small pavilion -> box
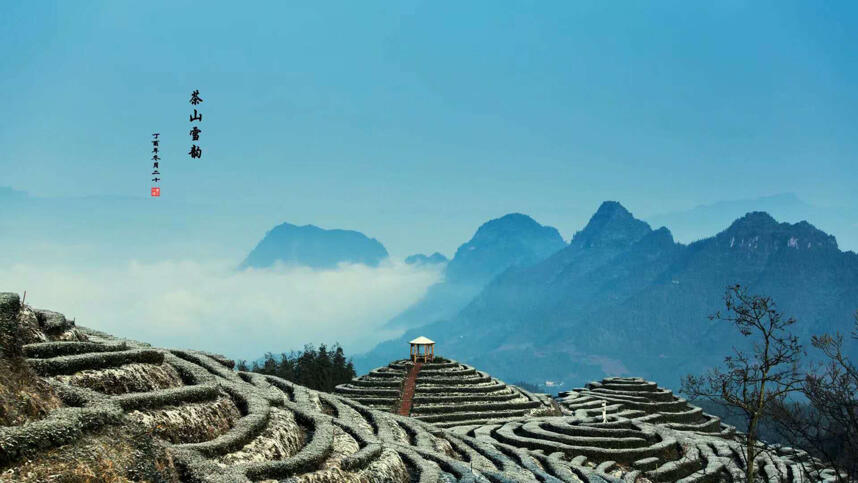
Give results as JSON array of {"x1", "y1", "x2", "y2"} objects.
[{"x1": 409, "y1": 336, "x2": 435, "y2": 362}]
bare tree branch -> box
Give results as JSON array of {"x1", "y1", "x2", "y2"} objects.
[{"x1": 681, "y1": 284, "x2": 803, "y2": 483}]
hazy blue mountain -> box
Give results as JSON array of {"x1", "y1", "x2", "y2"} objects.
[
  {"x1": 648, "y1": 193, "x2": 858, "y2": 252},
  {"x1": 358, "y1": 202, "x2": 858, "y2": 393},
  {"x1": 0, "y1": 187, "x2": 277, "y2": 266},
  {"x1": 240, "y1": 222, "x2": 389, "y2": 269},
  {"x1": 381, "y1": 213, "x2": 566, "y2": 333},
  {"x1": 445, "y1": 213, "x2": 567, "y2": 284},
  {"x1": 405, "y1": 252, "x2": 448, "y2": 266},
  {"x1": 568, "y1": 201, "x2": 653, "y2": 250}
]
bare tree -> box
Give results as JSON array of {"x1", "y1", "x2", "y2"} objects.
[
  {"x1": 681, "y1": 284, "x2": 803, "y2": 482},
  {"x1": 771, "y1": 311, "x2": 858, "y2": 481}
]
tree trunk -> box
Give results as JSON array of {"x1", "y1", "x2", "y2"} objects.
[
  {"x1": 746, "y1": 416, "x2": 759, "y2": 482},
  {"x1": 745, "y1": 443, "x2": 756, "y2": 482}
]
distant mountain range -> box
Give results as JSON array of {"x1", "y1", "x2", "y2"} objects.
[
  {"x1": 648, "y1": 192, "x2": 858, "y2": 251},
  {"x1": 383, "y1": 213, "x2": 566, "y2": 332},
  {"x1": 240, "y1": 222, "x2": 389, "y2": 269},
  {"x1": 357, "y1": 202, "x2": 858, "y2": 392},
  {"x1": 405, "y1": 252, "x2": 448, "y2": 266}
]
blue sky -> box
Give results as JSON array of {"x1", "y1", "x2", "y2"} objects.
[{"x1": 2, "y1": 1, "x2": 857, "y2": 257}]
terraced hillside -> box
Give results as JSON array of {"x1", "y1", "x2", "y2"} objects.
[
  {"x1": 335, "y1": 358, "x2": 556, "y2": 428},
  {"x1": 0, "y1": 293, "x2": 840, "y2": 481},
  {"x1": 448, "y1": 412, "x2": 835, "y2": 482},
  {"x1": 557, "y1": 377, "x2": 732, "y2": 436}
]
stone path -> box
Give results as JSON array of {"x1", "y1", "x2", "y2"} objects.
[
  {"x1": 336, "y1": 357, "x2": 550, "y2": 426},
  {"x1": 397, "y1": 362, "x2": 421, "y2": 416}
]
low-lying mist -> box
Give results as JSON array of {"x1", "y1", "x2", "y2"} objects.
[{"x1": 0, "y1": 259, "x2": 442, "y2": 361}]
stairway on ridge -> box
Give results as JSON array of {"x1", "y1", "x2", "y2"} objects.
[{"x1": 397, "y1": 362, "x2": 422, "y2": 416}]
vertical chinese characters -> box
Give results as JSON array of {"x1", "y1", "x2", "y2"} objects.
[
  {"x1": 151, "y1": 133, "x2": 161, "y2": 197},
  {"x1": 189, "y1": 90, "x2": 203, "y2": 159}
]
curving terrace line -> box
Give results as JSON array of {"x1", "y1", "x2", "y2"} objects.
[
  {"x1": 0, "y1": 294, "x2": 842, "y2": 482},
  {"x1": 452, "y1": 413, "x2": 839, "y2": 482},
  {"x1": 336, "y1": 357, "x2": 554, "y2": 428},
  {"x1": 557, "y1": 377, "x2": 735, "y2": 437}
]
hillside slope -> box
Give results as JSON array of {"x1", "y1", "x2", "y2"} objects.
[
  {"x1": 361, "y1": 203, "x2": 858, "y2": 391},
  {"x1": 379, "y1": 213, "x2": 566, "y2": 336},
  {"x1": 0, "y1": 293, "x2": 836, "y2": 481}
]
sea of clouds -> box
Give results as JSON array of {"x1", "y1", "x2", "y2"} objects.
[{"x1": 0, "y1": 259, "x2": 442, "y2": 361}]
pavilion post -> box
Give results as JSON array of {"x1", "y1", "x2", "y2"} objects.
[{"x1": 408, "y1": 336, "x2": 435, "y2": 364}]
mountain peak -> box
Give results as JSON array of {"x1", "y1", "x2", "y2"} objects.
[
  {"x1": 728, "y1": 211, "x2": 778, "y2": 230},
  {"x1": 716, "y1": 211, "x2": 839, "y2": 251},
  {"x1": 474, "y1": 213, "x2": 549, "y2": 236},
  {"x1": 569, "y1": 201, "x2": 652, "y2": 250},
  {"x1": 240, "y1": 222, "x2": 389, "y2": 269},
  {"x1": 405, "y1": 252, "x2": 448, "y2": 266},
  {"x1": 445, "y1": 213, "x2": 565, "y2": 283},
  {"x1": 594, "y1": 201, "x2": 633, "y2": 218}
]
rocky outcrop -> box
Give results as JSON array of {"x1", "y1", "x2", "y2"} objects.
[
  {"x1": 0, "y1": 293, "x2": 69, "y2": 429},
  {"x1": 0, "y1": 293, "x2": 23, "y2": 358},
  {"x1": 14, "y1": 304, "x2": 87, "y2": 345}
]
